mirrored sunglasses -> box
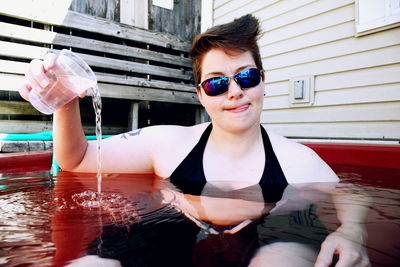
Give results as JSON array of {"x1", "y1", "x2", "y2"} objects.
[{"x1": 199, "y1": 68, "x2": 264, "y2": 96}]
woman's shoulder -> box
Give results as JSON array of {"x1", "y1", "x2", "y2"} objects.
[
  {"x1": 141, "y1": 123, "x2": 211, "y2": 177},
  {"x1": 263, "y1": 126, "x2": 339, "y2": 184},
  {"x1": 142, "y1": 123, "x2": 209, "y2": 141},
  {"x1": 139, "y1": 123, "x2": 211, "y2": 158}
]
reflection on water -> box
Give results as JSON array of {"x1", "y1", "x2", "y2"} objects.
[
  {"x1": 0, "y1": 169, "x2": 399, "y2": 267},
  {"x1": 0, "y1": 172, "x2": 55, "y2": 266}
]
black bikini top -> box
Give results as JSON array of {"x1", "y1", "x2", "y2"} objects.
[{"x1": 169, "y1": 124, "x2": 288, "y2": 203}]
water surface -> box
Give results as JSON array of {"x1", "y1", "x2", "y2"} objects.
[{"x1": 0, "y1": 167, "x2": 399, "y2": 266}]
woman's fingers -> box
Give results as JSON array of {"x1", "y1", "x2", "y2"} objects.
[
  {"x1": 315, "y1": 228, "x2": 371, "y2": 267},
  {"x1": 20, "y1": 52, "x2": 57, "y2": 101},
  {"x1": 19, "y1": 83, "x2": 32, "y2": 102},
  {"x1": 25, "y1": 70, "x2": 44, "y2": 96},
  {"x1": 43, "y1": 52, "x2": 57, "y2": 71},
  {"x1": 314, "y1": 241, "x2": 336, "y2": 267},
  {"x1": 334, "y1": 249, "x2": 370, "y2": 267},
  {"x1": 28, "y1": 58, "x2": 50, "y2": 89}
]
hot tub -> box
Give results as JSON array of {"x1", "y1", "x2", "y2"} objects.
[{"x1": 0, "y1": 143, "x2": 399, "y2": 266}]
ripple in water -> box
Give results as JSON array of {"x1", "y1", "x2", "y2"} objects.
[{"x1": 56, "y1": 190, "x2": 142, "y2": 226}]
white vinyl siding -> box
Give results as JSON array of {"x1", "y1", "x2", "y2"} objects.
[{"x1": 212, "y1": 0, "x2": 400, "y2": 141}]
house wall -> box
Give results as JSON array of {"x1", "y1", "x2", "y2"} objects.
[
  {"x1": 149, "y1": 0, "x2": 201, "y2": 41},
  {"x1": 70, "y1": 0, "x2": 120, "y2": 21},
  {"x1": 212, "y1": 0, "x2": 400, "y2": 142}
]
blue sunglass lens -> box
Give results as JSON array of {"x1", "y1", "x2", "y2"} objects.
[
  {"x1": 202, "y1": 77, "x2": 229, "y2": 96},
  {"x1": 234, "y1": 68, "x2": 261, "y2": 88}
]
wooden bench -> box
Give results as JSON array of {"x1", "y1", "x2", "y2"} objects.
[{"x1": 0, "y1": 6, "x2": 204, "y2": 135}]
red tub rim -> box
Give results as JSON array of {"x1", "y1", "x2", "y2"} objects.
[{"x1": 303, "y1": 143, "x2": 400, "y2": 169}]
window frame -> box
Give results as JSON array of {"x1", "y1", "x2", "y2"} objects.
[{"x1": 355, "y1": 0, "x2": 400, "y2": 36}]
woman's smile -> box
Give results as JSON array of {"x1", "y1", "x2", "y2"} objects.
[{"x1": 225, "y1": 103, "x2": 250, "y2": 113}]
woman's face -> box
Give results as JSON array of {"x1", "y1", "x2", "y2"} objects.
[{"x1": 197, "y1": 48, "x2": 265, "y2": 133}]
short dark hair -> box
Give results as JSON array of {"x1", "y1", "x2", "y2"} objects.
[{"x1": 190, "y1": 14, "x2": 263, "y2": 85}]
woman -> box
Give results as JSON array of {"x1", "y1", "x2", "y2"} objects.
[{"x1": 20, "y1": 14, "x2": 370, "y2": 267}]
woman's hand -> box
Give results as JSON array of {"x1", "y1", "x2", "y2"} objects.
[
  {"x1": 315, "y1": 223, "x2": 370, "y2": 267},
  {"x1": 19, "y1": 52, "x2": 87, "y2": 103},
  {"x1": 19, "y1": 52, "x2": 57, "y2": 102}
]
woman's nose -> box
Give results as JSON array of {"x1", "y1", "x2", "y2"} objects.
[{"x1": 227, "y1": 79, "x2": 244, "y2": 100}]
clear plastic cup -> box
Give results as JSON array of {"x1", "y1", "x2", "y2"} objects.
[{"x1": 29, "y1": 49, "x2": 97, "y2": 114}]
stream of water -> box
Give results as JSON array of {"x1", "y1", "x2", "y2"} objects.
[{"x1": 90, "y1": 85, "x2": 102, "y2": 194}]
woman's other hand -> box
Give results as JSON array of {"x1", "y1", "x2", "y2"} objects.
[{"x1": 315, "y1": 223, "x2": 370, "y2": 267}]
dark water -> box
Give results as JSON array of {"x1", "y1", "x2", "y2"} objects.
[{"x1": 0, "y1": 166, "x2": 399, "y2": 267}]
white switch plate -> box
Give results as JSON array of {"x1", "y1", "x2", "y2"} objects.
[
  {"x1": 294, "y1": 80, "x2": 305, "y2": 99},
  {"x1": 289, "y1": 75, "x2": 314, "y2": 107}
]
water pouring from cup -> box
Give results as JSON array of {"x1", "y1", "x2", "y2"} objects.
[{"x1": 21, "y1": 49, "x2": 103, "y2": 193}]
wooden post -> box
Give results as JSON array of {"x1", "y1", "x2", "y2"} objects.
[
  {"x1": 195, "y1": 106, "x2": 209, "y2": 124},
  {"x1": 128, "y1": 101, "x2": 139, "y2": 130}
]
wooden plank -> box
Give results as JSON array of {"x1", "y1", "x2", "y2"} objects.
[
  {"x1": 0, "y1": 70, "x2": 195, "y2": 93},
  {"x1": 0, "y1": 100, "x2": 42, "y2": 115},
  {"x1": 96, "y1": 83, "x2": 199, "y2": 104},
  {"x1": 0, "y1": 6, "x2": 191, "y2": 51},
  {"x1": 78, "y1": 53, "x2": 193, "y2": 81},
  {"x1": 265, "y1": 45, "x2": 400, "y2": 83},
  {"x1": 261, "y1": 102, "x2": 400, "y2": 123},
  {"x1": 0, "y1": 120, "x2": 53, "y2": 133},
  {"x1": 260, "y1": 4, "x2": 354, "y2": 46},
  {"x1": 0, "y1": 21, "x2": 59, "y2": 44},
  {"x1": 0, "y1": 120, "x2": 126, "y2": 134},
  {"x1": 96, "y1": 74, "x2": 195, "y2": 92},
  {"x1": 82, "y1": 124, "x2": 126, "y2": 135},
  {"x1": 57, "y1": 35, "x2": 191, "y2": 67},
  {"x1": 0, "y1": 40, "x2": 48, "y2": 60},
  {"x1": 264, "y1": 27, "x2": 400, "y2": 70},
  {"x1": 0, "y1": 73, "x2": 29, "y2": 94},
  {"x1": 62, "y1": 11, "x2": 190, "y2": 51},
  {"x1": 0, "y1": 41, "x2": 193, "y2": 80},
  {"x1": 0, "y1": 22, "x2": 192, "y2": 67},
  {"x1": 0, "y1": 63, "x2": 27, "y2": 76},
  {"x1": 263, "y1": 121, "x2": 400, "y2": 139}
]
